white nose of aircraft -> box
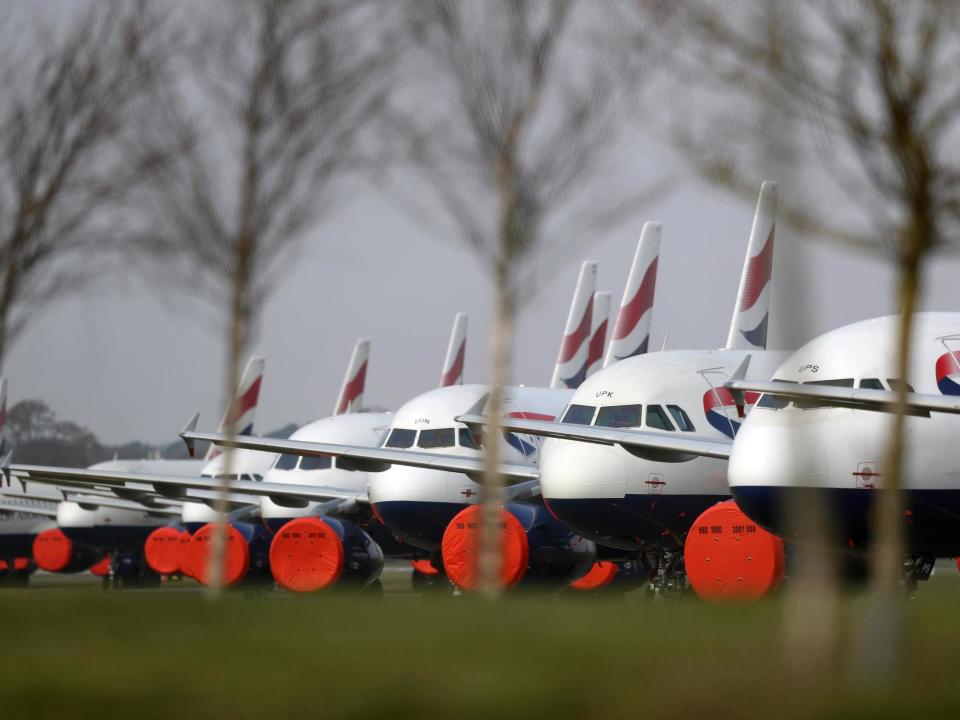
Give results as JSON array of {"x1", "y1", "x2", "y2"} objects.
[
  {"x1": 367, "y1": 465, "x2": 479, "y2": 550},
  {"x1": 727, "y1": 408, "x2": 840, "y2": 538}
]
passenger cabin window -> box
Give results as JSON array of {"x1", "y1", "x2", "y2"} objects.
[
  {"x1": 458, "y1": 428, "x2": 481, "y2": 449},
  {"x1": 595, "y1": 404, "x2": 643, "y2": 429},
  {"x1": 667, "y1": 405, "x2": 695, "y2": 432},
  {"x1": 859, "y1": 378, "x2": 884, "y2": 390},
  {"x1": 562, "y1": 404, "x2": 597, "y2": 425},
  {"x1": 418, "y1": 428, "x2": 456, "y2": 449},
  {"x1": 276, "y1": 453, "x2": 299, "y2": 471},
  {"x1": 887, "y1": 379, "x2": 915, "y2": 392},
  {"x1": 646, "y1": 405, "x2": 675, "y2": 431},
  {"x1": 300, "y1": 455, "x2": 333, "y2": 471},
  {"x1": 384, "y1": 428, "x2": 416, "y2": 449},
  {"x1": 756, "y1": 379, "x2": 796, "y2": 409},
  {"x1": 795, "y1": 378, "x2": 855, "y2": 409}
]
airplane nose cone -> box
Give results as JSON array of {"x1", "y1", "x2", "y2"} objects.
[
  {"x1": 539, "y1": 439, "x2": 642, "y2": 548},
  {"x1": 368, "y1": 465, "x2": 473, "y2": 550},
  {"x1": 728, "y1": 418, "x2": 827, "y2": 536}
]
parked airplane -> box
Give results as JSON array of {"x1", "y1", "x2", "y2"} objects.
[
  {"x1": 176, "y1": 237, "x2": 662, "y2": 591},
  {"x1": 451, "y1": 182, "x2": 785, "y2": 593},
  {"x1": 715, "y1": 312, "x2": 960, "y2": 591},
  {"x1": 4, "y1": 357, "x2": 270, "y2": 584}
]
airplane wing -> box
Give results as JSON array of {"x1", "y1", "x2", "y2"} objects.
[
  {"x1": 0, "y1": 498, "x2": 59, "y2": 517},
  {"x1": 455, "y1": 414, "x2": 733, "y2": 462},
  {"x1": 726, "y1": 380, "x2": 960, "y2": 417},
  {"x1": 179, "y1": 422, "x2": 540, "y2": 483},
  {"x1": 5, "y1": 463, "x2": 369, "y2": 510}
]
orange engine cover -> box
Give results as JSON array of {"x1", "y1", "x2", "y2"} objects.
[
  {"x1": 684, "y1": 500, "x2": 785, "y2": 601},
  {"x1": 441, "y1": 505, "x2": 529, "y2": 591},
  {"x1": 189, "y1": 524, "x2": 250, "y2": 587}
]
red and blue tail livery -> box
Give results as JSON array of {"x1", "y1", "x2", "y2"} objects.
[
  {"x1": 585, "y1": 292, "x2": 611, "y2": 380},
  {"x1": 726, "y1": 182, "x2": 776, "y2": 351},
  {"x1": 439, "y1": 313, "x2": 467, "y2": 387},
  {"x1": 206, "y1": 356, "x2": 265, "y2": 460},
  {"x1": 605, "y1": 222, "x2": 660, "y2": 366},
  {"x1": 334, "y1": 340, "x2": 370, "y2": 415},
  {"x1": 551, "y1": 261, "x2": 597, "y2": 389}
]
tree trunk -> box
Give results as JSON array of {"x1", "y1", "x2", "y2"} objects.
[
  {"x1": 205, "y1": 248, "x2": 251, "y2": 596},
  {"x1": 478, "y1": 259, "x2": 513, "y2": 599},
  {"x1": 856, "y1": 250, "x2": 921, "y2": 680}
]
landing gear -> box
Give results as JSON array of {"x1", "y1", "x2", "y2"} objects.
[{"x1": 639, "y1": 545, "x2": 688, "y2": 598}]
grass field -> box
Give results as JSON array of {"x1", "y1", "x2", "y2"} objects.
[{"x1": 1, "y1": 565, "x2": 959, "y2": 719}]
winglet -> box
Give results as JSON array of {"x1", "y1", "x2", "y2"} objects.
[
  {"x1": 726, "y1": 355, "x2": 752, "y2": 418},
  {"x1": 454, "y1": 394, "x2": 490, "y2": 433},
  {"x1": 180, "y1": 413, "x2": 200, "y2": 458}
]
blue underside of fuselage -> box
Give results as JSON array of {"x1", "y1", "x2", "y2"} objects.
[
  {"x1": 733, "y1": 486, "x2": 960, "y2": 557},
  {"x1": 545, "y1": 495, "x2": 728, "y2": 551},
  {"x1": 371, "y1": 500, "x2": 464, "y2": 551},
  {"x1": 60, "y1": 525, "x2": 157, "y2": 552},
  {"x1": 0, "y1": 533, "x2": 38, "y2": 558}
]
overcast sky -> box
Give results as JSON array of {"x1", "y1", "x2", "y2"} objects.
[{"x1": 8, "y1": 123, "x2": 960, "y2": 446}]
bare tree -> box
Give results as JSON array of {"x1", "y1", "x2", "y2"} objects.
[
  {"x1": 638, "y1": 0, "x2": 960, "y2": 676},
  {"x1": 0, "y1": 2, "x2": 174, "y2": 370},
  {"x1": 383, "y1": 0, "x2": 658, "y2": 596},
  {"x1": 131, "y1": 0, "x2": 391, "y2": 592}
]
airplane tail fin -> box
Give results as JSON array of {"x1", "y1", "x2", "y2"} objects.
[
  {"x1": 725, "y1": 181, "x2": 777, "y2": 351},
  {"x1": 207, "y1": 357, "x2": 265, "y2": 461},
  {"x1": 550, "y1": 260, "x2": 597, "y2": 389},
  {"x1": 604, "y1": 222, "x2": 661, "y2": 366},
  {"x1": 585, "y1": 291, "x2": 611, "y2": 379},
  {"x1": 333, "y1": 339, "x2": 370, "y2": 415},
  {"x1": 439, "y1": 313, "x2": 467, "y2": 387}
]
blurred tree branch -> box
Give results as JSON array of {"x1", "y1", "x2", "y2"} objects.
[
  {"x1": 635, "y1": 0, "x2": 960, "y2": 678},
  {"x1": 0, "y1": 1, "x2": 176, "y2": 370},
  {"x1": 381, "y1": 0, "x2": 660, "y2": 596},
  {"x1": 129, "y1": 0, "x2": 393, "y2": 592}
]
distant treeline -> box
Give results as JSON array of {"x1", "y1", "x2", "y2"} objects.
[{"x1": 4, "y1": 400, "x2": 297, "y2": 468}]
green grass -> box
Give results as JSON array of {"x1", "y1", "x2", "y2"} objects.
[{"x1": 2, "y1": 569, "x2": 960, "y2": 719}]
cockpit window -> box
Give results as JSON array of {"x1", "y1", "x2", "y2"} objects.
[
  {"x1": 646, "y1": 405, "x2": 676, "y2": 431},
  {"x1": 795, "y1": 378, "x2": 854, "y2": 409},
  {"x1": 562, "y1": 404, "x2": 597, "y2": 425},
  {"x1": 418, "y1": 428, "x2": 456, "y2": 449},
  {"x1": 859, "y1": 378, "x2": 884, "y2": 390},
  {"x1": 667, "y1": 405, "x2": 695, "y2": 432},
  {"x1": 458, "y1": 428, "x2": 481, "y2": 449},
  {"x1": 384, "y1": 428, "x2": 416, "y2": 449},
  {"x1": 275, "y1": 453, "x2": 299, "y2": 471},
  {"x1": 887, "y1": 378, "x2": 915, "y2": 392},
  {"x1": 300, "y1": 455, "x2": 333, "y2": 471},
  {"x1": 756, "y1": 379, "x2": 796, "y2": 410},
  {"x1": 595, "y1": 404, "x2": 643, "y2": 429}
]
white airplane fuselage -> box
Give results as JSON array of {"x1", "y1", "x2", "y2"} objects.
[
  {"x1": 728, "y1": 312, "x2": 960, "y2": 557},
  {"x1": 367, "y1": 384, "x2": 572, "y2": 550},
  {"x1": 539, "y1": 349, "x2": 789, "y2": 550}
]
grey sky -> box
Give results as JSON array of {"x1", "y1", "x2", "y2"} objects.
[{"x1": 8, "y1": 128, "x2": 960, "y2": 445}]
